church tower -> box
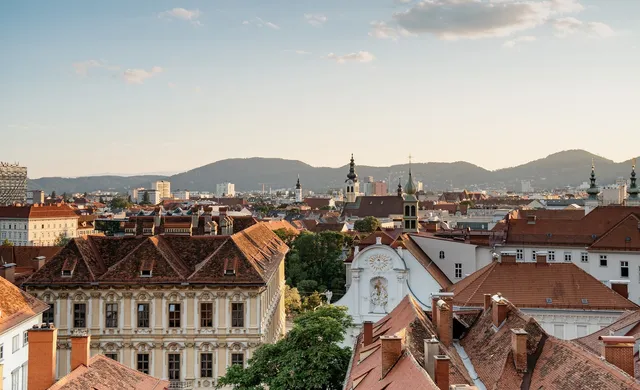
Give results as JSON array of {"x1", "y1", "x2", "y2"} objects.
[
  {"x1": 345, "y1": 154, "x2": 359, "y2": 203},
  {"x1": 402, "y1": 165, "x2": 419, "y2": 233},
  {"x1": 585, "y1": 162, "x2": 601, "y2": 215},
  {"x1": 295, "y1": 175, "x2": 303, "y2": 203},
  {"x1": 627, "y1": 159, "x2": 639, "y2": 206}
]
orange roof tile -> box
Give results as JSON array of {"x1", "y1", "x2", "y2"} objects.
[{"x1": 0, "y1": 276, "x2": 48, "y2": 333}]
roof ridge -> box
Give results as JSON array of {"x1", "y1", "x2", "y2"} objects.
[
  {"x1": 152, "y1": 236, "x2": 190, "y2": 278},
  {"x1": 99, "y1": 237, "x2": 151, "y2": 278},
  {"x1": 458, "y1": 262, "x2": 497, "y2": 307},
  {"x1": 187, "y1": 237, "x2": 231, "y2": 280},
  {"x1": 84, "y1": 235, "x2": 107, "y2": 275},
  {"x1": 71, "y1": 237, "x2": 98, "y2": 281}
]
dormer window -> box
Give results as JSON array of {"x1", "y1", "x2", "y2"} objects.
[
  {"x1": 140, "y1": 258, "x2": 154, "y2": 278},
  {"x1": 141, "y1": 270, "x2": 152, "y2": 277},
  {"x1": 224, "y1": 258, "x2": 237, "y2": 276},
  {"x1": 62, "y1": 270, "x2": 73, "y2": 277}
]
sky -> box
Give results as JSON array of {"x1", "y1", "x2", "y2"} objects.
[{"x1": 1, "y1": 0, "x2": 639, "y2": 179}]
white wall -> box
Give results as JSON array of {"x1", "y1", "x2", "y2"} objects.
[
  {"x1": 0, "y1": 314, "x2": 41, "y2": 390},
  {"x1": 412, "y1": 236, "x2": 493, "y2": 282},
  {"x1": 1, "y1": 217, "x2": 77, "y2": 246},
  {"x1": 522, "y1": 308, "x2": 622, "y2": 340}
]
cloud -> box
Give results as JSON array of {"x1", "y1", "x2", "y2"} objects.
[
  {"x1": 72, "y1": 60, "x2": 120, "y2": 76},
  {"x1": 369, "y1": 21, "x2": 415, "y2": 40},
  {"x1": 552, "y1": 17, "x2": 614, "y2": 37},
  {"x1": 325, "y1": 51, "x2": 375, "y2": 64},
  {"x1": 304, "y1": 14, "x2": 327, "y2": 27},
  {"x1": 392, "y1": 0, "x2": 589, "y2": 40},
  {"x1": 123, "y1": 66, "x2": 163, "y2": 84},
  {"x1": 503, "y1": 35, "x2": 537, "y2": 48},
  {"x1": 284, "y1": 49, "x2": 312, "y2": 55},
  {"x1": 244, "y1": 17, "x2": 280, "y2": 30},
  {"x1": 159, "y1": 8, "x2": 202, "y2": 25}
]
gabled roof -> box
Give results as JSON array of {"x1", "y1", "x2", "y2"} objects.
[
  {"x1": 303, "y1": 197, "x2": 333, "y2": 210},
  {"x1": 0, "y1": 276, "x2": 48, "y2": 333},
  {"x1": 590, "y1": 213, "x2": 640, "y2": 251},
  {"x1": 341, "y1": 196, "x2": 404, "y2": 218},
  {"x1": 575, "y1": 310, "x2": 640, "y2": 356},
  {"x1": 404, "y1": 235, "x2": 452, "y2": 289},
  {"x1": 0, "y1": 204, "x2": 78, "y2": 219},
  {"x1": 446, "y1": 261, "x2": 638, "y2": 310},
  {"x1": 24, "y1": 223, "x2": 288, "y2": 287},
  {"x1": 48, "y1": 354, "x2": 169, "y2": 390}
]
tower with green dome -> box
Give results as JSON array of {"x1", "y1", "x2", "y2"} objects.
[
  {"x1": 627, "y1": 159, "x2": 639, "y2": 206},
  {"x1": 402, "y1": 159, "x2": 419, "y2": 233},
  {"x1": 585, "y1": 161, "x2": 601, "y2": 215}
]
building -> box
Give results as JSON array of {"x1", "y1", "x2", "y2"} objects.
[
  {"x1": 137, "y1": 189, "x2": 161, "y2": 205},
  {"x1": 294, "y1": 176, "x2": 302, "y2": 203},
  {"x1": 344, "y1": 154, "x2": 360, "y2": 203},
  {"x1": 216, "y1": 183, "x2": 235, "y2": 198},
  {"x1": 0, "y1": 204, "x2": 79, "y2": 246},
  {"x1": 129, "y1": 188, "x2": 145, "y2": 203},
  {"x1": 0, "y1": 245, "x2": 61, "y2": 285},
  {"x1": 0, "y1": 272, "x2": 49, "y2": 390},
  {"x1": 27, "y1": 325, "x2": 169, "y2": 390},
  {"x1": 172, "y1": 189, "x2": 190, "y2": 200},
  {"x1": 0, "y1": 162, "x2": 27, "y2": 205},
  {"x1": 23, "y1": 222, "x2": 288, "y2": 389},
  {"x1": 151, "y1": 181, "x2": 171, "y2": 200},
  {"x1": 27, "y1": 189, "x2": 46, "y2": 204},
  {"x1": 362, "y1": 177, "x2": 388, "y2": 197},
  {"x1": 628, "y1": 161, "x2": 639, "y2": 206},
  {"x1": 520, "y1": 180, "x2": 533, "y2": 193}
]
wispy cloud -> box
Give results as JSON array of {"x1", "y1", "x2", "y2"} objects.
[
  {"x1": 552, "y1": 17, "x2": 615, "y2": 37},
  {"x1": 243, "y1": 17, "x2": 280, "y2": 30},
  {"x1": 304, "y1": 14, "x2": 327, "y2": 27},
  {"x1": 503, "y1": 35, "x2": 537, "y2": 48},
  {"x1": 72, "y1": 60, "x2": 120, "y2": 76},
  {"x1": 159, "y1": 8, "x2": 202, "y2": 26},
  {"x1": 369, "y1": 21, "x2": 414, "y2": 40},
  {"x1": 284, "y1": 50, "x2": 312, "y2": 55},
  {"x1": 123, "y1": 66, "x2": 163, "y2": 84},
  {"x1": 325, "y1": 51, "x2": 375, "y2": 64}
]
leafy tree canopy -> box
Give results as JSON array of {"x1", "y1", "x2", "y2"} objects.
[
  {"x1": 109, "y1": 196, "x2": 132, "y2": 210},
  {"x1": 353, "y1": 216, "x2": 380, "y2": 233},
  {"x1": 1, "y1": 238, "x2": 13, "y2": 247},
  {"x1": 54, "y1": 233, "x2": 71, "y2": 247}
]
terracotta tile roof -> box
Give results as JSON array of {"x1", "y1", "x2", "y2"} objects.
[
  {"x1": 0, "y1": 204, "x2": 78, "y2": 219},
  {"x1": 0, "y1": 276, "x2": 48, "y2": 333},
  {"x1": 517, "y1": 209, "x2": 585, "y2": 220},
  {"x1": 575, "y1": 310, "x2": 640, "y2": 356},
  {"x1": 309, "y1": 222, "x2": 347, "y2": 232},
  {"x1": 446, "y1": 261, "x2": 638, "y2": 310},
  {"x1": 215, "y1": 198, "x2": 248, "y2": 207},
  {"x1": 230, "y1": 215, "x2": 258, "y2": 233},
  {"x1": 403, "y1": 235, "x2": 452, "y2": 289},
  {"x1": 303, "y1": 197, "x2": 333, "y2": 210},
  {"x1": 345, "y1": 295, "x2": 472, "y2": 390},
  {"x1": 0, "y1": 246, "x2": 61, "y2": 269},
  {"x1": 590, "y1": 214, "x2": 640, "y2": 251},
  {"x1": 23, "y1": 223, "x2": 287, "y2": 287},
  {"x1": 341, "y1": 196, "x2": 404, "y2": 218},
  {"x1": 48, "y1": 354, "x2": 169, "y2": 390},
  {"x1": 262, "y1": 219, "x2": 300, "y2": 235}
]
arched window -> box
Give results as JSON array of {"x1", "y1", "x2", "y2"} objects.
[
  {"x1": 410, "y1": 205, "x2": 416, "y2": 217},
  {"x1": 405, "y1": 220, "x2": 410, "y2": 229},
  {"x1": 405, "y1": 205, "x2": 410, "y2": 216},
  {"x1": 439, "y1": 251, "x2": 445, "y2": 259}
]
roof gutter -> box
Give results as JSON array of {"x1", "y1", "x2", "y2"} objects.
[{"x1": 452, "y1": 341, "x2": 487, "y2": 390}]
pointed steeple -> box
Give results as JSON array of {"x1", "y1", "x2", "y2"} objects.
[
  {"x1": 628, "y1": 159, "x2": 638, "y2": 200},
  {"x1": 397, "y1": 178, "x2": 403, "y2": 197},
  {"x1": 405, "y1": 169, "x2": 416, "y2": 196},
  {"x1": 346, "y1": 154, "x2": 358, "y2": 182},
  {"x1": 586, "y1": 160, "x2": 600, "y2": 200},
  {"x1": 295, "y1": 174, "x2": 301, "y2": 190}
]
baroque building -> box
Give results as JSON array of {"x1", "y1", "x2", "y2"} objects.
[{"x1": 22, "y1": 222, "x2": 287, "y2": 390}]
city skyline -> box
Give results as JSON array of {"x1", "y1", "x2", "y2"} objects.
[{"x1": 2, "y1": 0, "x2": 639, "y2": 178}]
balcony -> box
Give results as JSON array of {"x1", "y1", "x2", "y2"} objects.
[{"x1": 169, "y1": 380, "x2": 193, "y2": 389}]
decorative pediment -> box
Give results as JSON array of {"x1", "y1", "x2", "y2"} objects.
[
  {"x1": 167, "y1": 292, "x2": 184, "y2": 302},
  {"x1": 72, "y1": 292, "x2": 89, "y2": 302}
]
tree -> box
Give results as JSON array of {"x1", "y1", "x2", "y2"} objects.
[
  {"x1": 127, "y1": 194, "x2": 133, "y2": 203},
  {"x1": 51, "y1": 191, "x2": 57, "y2": 198},
  {"x1": 459, "y1": 200, "x2": 475, "y2": 208},
  {"x1": 353, "y1": 216, "x2": 380, "y2": 233},
  {"x1": 54, "y1": 233, "x2": 71, "y2": 247},
  {"x1": 217, "y1": 305, "x2": 353, "y2": 390},
  {"x1": 109, "y1": 196, "x2": 131, "y2": 210},
  {"x1": 1, "y1": 239, "x2": 13, "y2": 247},
  {"x1": 301, "y1": 291, "x2": 324, "y2": 312},
  {"x1": 273, "y1": 228, "x2": 296, "y2": 246},
  {"x1": 140, "y1": 191, "x2": 151, "y2": 205},
  {"x1": 284, "y1": 286, "x2": 302, "y2": 316},
  {"x1": 62, "y1": 192, "x2": 69, "y2": 202},
  {"x1": 83, "y1": 192, "x2": 88, "y2": 198}
]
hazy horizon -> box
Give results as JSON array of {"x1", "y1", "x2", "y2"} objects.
[{"x1": 3, "y1": 0, "x2": 639, "y2": 178}]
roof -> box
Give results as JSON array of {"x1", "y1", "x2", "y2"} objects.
[
  {"x1": 261, "y1": 219, "x2": 300, "y2": 235},
  {"x1": 575, "y1": 310, "x2": 640, "y2": 356},
  {"x1": 517, "y1": 208, "x2": 585, "y2": 220},
  {"x1": 344, "y1": 295, "x2": 472, "y2": 390},
  {"x1": 303, "y1": 197, "x2": 333, "y2": 210},
  {"x1": 403, "y1": 235, "x2": 452, "y2": 289},
  {"x1": 0, "y1": 246, "x2": 62, "y2": 285},
  {"x1": 0, "y1": 204, "x2": 79, "y2": 219},
  {"x1": 446, "y1": 261, "x2": 638, "y2": 310},
  {"x1": 24, "y1": 222, "x2": 288, "y2": 287},
  {"x1": 48, "y1": 354, "x2": 169, "y2": 390},
  {"x1": 341, "y1": 196, "x2": 404, "y2": 218},
  {"x1": 0, "y1": 276, "x2": 48, "y2": 333}
]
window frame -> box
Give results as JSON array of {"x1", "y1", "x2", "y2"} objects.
[
  {"x1": 231, "y1": 302, "x2": 245, "y2": 328},
  {"x1": 581, "y1": 252, "x2": 589, "y2": 263},
  {"x1": 105, "y1": 303, "x2": 118, "y2": 328},
  {"x1": 137, "y1": 353, "x2": 150, "y2": 374},
  {"x1": 200, "y1": 353, "x2": 213, "y2": 378},
  {"x1": 564, "y1": 252, "x2": 572, "y2": 263},
  {"x1": 548, "y1": 251, "x2": 555, "y2": 261},
  {"x1": 621, "y1": 261, "x2": 629, "y2": 278},
  {"x1": 599, "y1": 255, "x2": 608, "y2": 267},
  {"x1": 12, "y1": 335, "x2": 19, "y2": 353},
  {"x1": 43, "y1": 304, "x2": 55, "y2": 325},
  {"x1": 200, "y1": 302, "x2": 214, "y2": 328},
  {"x1": 168, "y1": 353, "x2": 181, "y2": 380},
  {"x1": 231, "y1": 353, "x2": 244, "y2": 367},
  {"x1": 168, "y1": 303, "x2": 181, "y2": 328},
  {"x1": 23, "y1": 331, "x2": 28, "y2": 347},
  {"x1": 439, "y1": 251, "x2": 445, "y2": 259},
  {"x1": 73, "y1": 303, "x2": 86, "y2": 328},
  {"x1": 137, "y1": 303, "x2": 150, "y2": 328},
  {"x1": 105, "y1": 353, "x2": 118, "y2": 361},
  {"x1": 516, "y1": 249, "x2": 523, "y2": 261},
  {"x1": 454, "y1": 263, "x2": 462, "y2": 279}
]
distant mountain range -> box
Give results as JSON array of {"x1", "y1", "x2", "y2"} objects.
[{"x1": 28, "y1": 150, "x2": 638, "y2": 194}]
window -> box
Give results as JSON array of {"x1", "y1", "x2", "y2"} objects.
[
  {"x1": 12, "y1": 335, "x2": 19, "y2": 353},
  {"x1": 73, "y1": 303, "x2": 86, "y2": 328},
  {"x1": 42, "y1": 303, "x2": 54, "y2": 325},
  {"x1": 231, "y1": 303, "x2": 245, "y2": 328},
  {"x1": 21, "y1": 363, "x2": 27, "y2": 390},
  {"x1": 168, "y1": 354, "x2": 181, "y2": 380},
  {"x1": 23, "y1": 331, "x2": 28, "y2": 346},
  {"x1": 548, "y1": 251, "x2": 555, "y2": 261},
  {"x1": 439, "y1": 251, "x2": 445, "y2": 259},
  {"x1": 105, "y1": 303, "x2": 118, "y2": 328},
  {"x1": 581, "y1": 252, "x2": 589, "y2": 263},
  {"x1": 137, "y1": 353, "x2": 149, "y2": 374},
  {"x1": 11, "y1": 368, "x2": 19, "y2": 390},
  {"x1": 231, "y1": 353, "x2": 244, "y2": 367},
  {"x1": 105, "y1": 353, "x2": 118, "y2": 361},
  {"x1": 201, "y1": 303, "x2": 213, "y2": 328},
  {"x1": 454, "y1": 263, "x2": 462, "y2": 279},
  {"x1": 0, "y1": 343, "x2": 3, "y2": 360},
  {"x1": 577, "y1": 324, "x2": 588, "y2": 338},
  {"x1": 137, "y1": 303, "x2": 150, "y2": 328},
  {"x1": 169, "y1": 304, "x2": 181, "y2": 328},
  {"x1": 600, "y1": 255, "x2": 608, "y2": 267},
  {"x1": 201, "y1": 353, "x2": 213, "y2": 378},
  {"x1": 553, "y1": 324, "x2": 565, "y2": 339},
  {"x1": 564, "y1": 252, "x2": 572, "y2": 262},
  {"x1": 621, "y1": 261, "x2": 629, "y2": 278},
  {"x1": 516, "y1": 249, "x2": 523, "y2": 261},
  {"x1": 531, "y1": 250, "x2": 536, "y2": 262}
]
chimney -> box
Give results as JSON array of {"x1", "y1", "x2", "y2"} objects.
[
  {"x1": 599, "y1": 336, "x2": 635, "y2": 377},
  {"x1": 71, "y1": 330, "x2": 91, "y2": 370},
  {"x1": 511, "y1": 329, "x2": 528, "y2": 372},
  {"x1": 33, "y1": 256, "x2": 46, "y2": 271},
  {"x1": 0, "y1": 263, "x2": 16, "y2": 284},
  {"x1": 483, "y1": 294, "x2": 492, "y2": 311},
  {"x1": 500, "y1": 252, "x2": 516, "y2": 264},
  {"x1": 363, "y1": 321, "x2": 373, "y2": 347},
  {"x1": 437, "y1": 299, "x2": 453, "y2": 347},
  {"x1": 424, "y1": 336, "x2": 440, "y2": 380},
  {"x1": 380, "y1": 336, "x2": 403, "y2": 379},
  {"x1": 434, "y1": 355, "x2": 450, "y2": 390},
  {"x1": 28, "y1": 324, "x2": 58, "y2": 390},
  {"x1": 431, "y1": 295, "x2": 439, "y2": 326},
  {"x1": 492, "y1": 294, "x2": 508, "y2": 328},
  {"x1": 610, "y1": 280, "x2": 630, "y2": 299}
]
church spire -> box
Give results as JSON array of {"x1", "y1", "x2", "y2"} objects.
[
  {"x1": 295, "y1": 174, "x2": 301, "y2": 190},
  {"x1": 397, "y1": 178, "x2": 403, "y2": 197},
  {"x1": 628, "y1": 159, "x2": 639, "y2": 200},
  {"x1": 586, "y1": 160, "x2": 600, "y2": 200},
  {"x1": 346, "y1": 154, "x2": 358, "y2": 182}
]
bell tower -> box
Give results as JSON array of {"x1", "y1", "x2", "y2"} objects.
[
  {"x1": 627, "y1": 159, "x2": 639, "y2": 206},
  {"x1": 295, "y1": 175, "x2": 303, "y2": 203},
  {"x1": 585, "y1": 161, "x2": 601, "y2": 215},
  {"x1": 402, "y1": 157, "x2": 419, "y2": 233},
  {"x1": 345, "y1": 154, "x2": 359, "y2": 203}
]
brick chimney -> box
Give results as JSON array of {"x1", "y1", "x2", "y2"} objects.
[
  {"x1": 434, "y1": 355, "x2": 450, "y2": 390},
  {"x1": 511, "y1": 328, "x2": 528, "y2": 372},
  {"x1": 610, "y1": 280, "x2": 630, "y2": 299},
  {"x1": 483, "y1": 293, "x2": 492, "y2": 311},
  {"x1": 431, "y1": 295, "x2": 439, "y2": 326},
  {"x1": 424, "y1": 336, "x2": 440, "y2": 380},
  {"x1": 492, "y1": 294, "x2": 508, "y2": 328},
  {"x1": 599, "y1": 336, "x2": 635, "y2": 377},
  {"x1": 33, "y1": 256, "x2": 46, "y2": 271},
  {"x1": 71, "y1": 331, "x2": 91, "y2": 370},
  {"x1": 28, "y1": 324, "x2": 58, "y2": 390},
  {"x1": 437, "y1": 299, "x2": 453, "y2": 347},
  {"x1": 380, "y1": 335, "x2": 403, "y2": 379},
  {"x1": 363, "y1": 321, "x2": 373, "y2": 347},
  {"x1": 0, "y1": 263, "x2": 16, "y2": 284}
]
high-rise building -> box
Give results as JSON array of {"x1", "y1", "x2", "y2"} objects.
[
  {"x1": 0, "y1": 162, "x2": 27, "y2": 205},
  {"x1": 216, "y1": 182, "x2": 235, "y2": 197},
  {"x1": 151, "y1": 180, "x2": 171, "y2": 199}
]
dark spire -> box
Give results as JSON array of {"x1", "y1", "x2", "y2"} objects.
[
  {"x1": 586, "y1": 160, "x2": 600, "y2": 200},
  {"x1": 397, "y1": 178, "x2": 403, "y2": 197},
  {"x1": 296, "y1": 174, "x2": 301, "y2": 190},
  {"x1": 346, "y1": 154, "x2": 358, "y2": 182},
  {"x1": 628, "y1": 159, "x2": 639, "y2": 199}
]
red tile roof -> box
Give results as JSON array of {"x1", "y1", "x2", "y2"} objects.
[
  {"x1": 446, "y1": 261, "x2": 638, "y2": 310},
  {"x1": 303, "y1": 197, "x2": 333, "y2": 210},
  {"x1": 0, "y1": 276, "x2": 48, "y2": 333},
  {"x1": 341, "y1": 196, "x2": 404, "y2": 218},
  {"x1": 0, "y1": 204, "x2": 78, "y2": 219},
  {"x1": 575, "y1": 310, "x2": 640, "y2": 356}
]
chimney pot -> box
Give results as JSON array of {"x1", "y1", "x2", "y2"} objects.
[
  {"x1": 492, "y1": 295, "x2": 508, "y2": 328},
  {"x1": 511, "y1": 328, "x2": 528, "y2": 372},
  {"x1": 28, "y1": 326, "x2": 58, "y2": 390},
  {"x1": 363, "y1": 321, "x2": 373, "y2": 347},
  {"x1": 33, "y1": 256, "x2": 46, "y2": 271},
  {"x1": 434, "y1": 355, "x2": 450, "y2": 390},
  {"x1": 424, "y1": 336, "x2": 440, "y2": 380},
  {"x1": 436, "y1": 298, "x2": 453, "y2": 347},
  {"x1": 599, "y1": 336, "x2": 635, "y2": 377},
  {"x1": 431, "y1": 295, "x2": 439, "y2": 327},
  {"x1": 483, "y1": 293, "x2": 492, "y2": 311},
  {"x1": 380, "y1": 336, "x2": 403, "y2": 379}
]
